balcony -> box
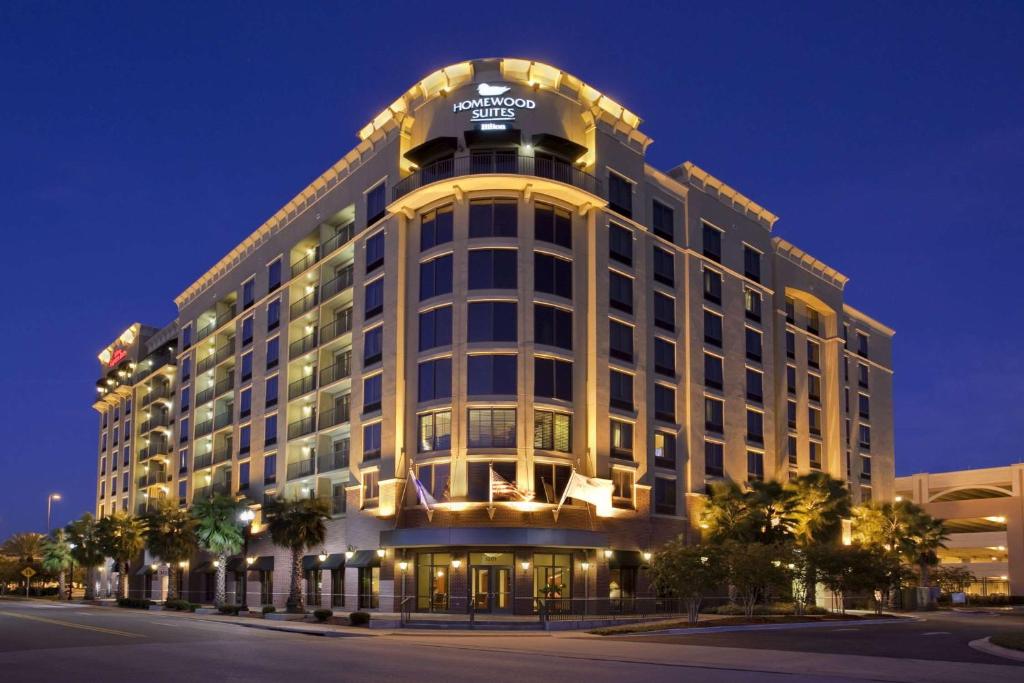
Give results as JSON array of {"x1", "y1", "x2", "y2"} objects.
[
  {"x1": 215, "y1": 305, "x2": 237, "y2": 330},
  {"x1": 287, "y1": 458, "x2": 315, "y2": 481},
  {"x1": 215, "y1": 373, "x2": 235, "y2": 397},
  {"x1": 320, "y1": 267, "x2": 354, "y2": 303},
  {"x1": 320, "y1": 222, "x2": 355, "y2": 258},
  {"x1": 392, "y1": 152, "x2": 601, "y2": 201},
  {"x1": 195, "y1": 386, "x2": 215, "y2": 407},
  {"x1": 317, "y1": 449, "x2": 348, "y2": 473},
  {"x1": 195, "y1": 418, "x2": 214, "y2": 438},
  {"x1": 213, "y1": 410, "x2": 232, "y2": 430},
  {"x1": 320, "y1": 309, "x2": 353, "y2": 343},
  {"x1": 215, "y1": 340, "x2": 235, "y2": 364},
  {"x1": 290, "y1": 247, "x2": 320, "y2": 278},
  {"x1": 318, "y1": 405, "x2": 348, "y2": 430},
  {"x1": 138, "y1": 441, "x2": 169, "y2": 461},
  {"x1": 194, "y1": 451, "x2": 213, "y2": 470},
  {"x1": 141, "y1": 384, "x2": 169, "y2": 407},
  {"x1": 289, "y1": 330, "x2": 318, "y2": 359},
  {"x1": 319, "y1": 357, "x2": 351, "y2": 386},
  {"x1": 330, "y1": 495, "x2": 346, "y2": 516},
  {"x1": 137, "y1": 470, "x2": 168, "y2": 488},
  {"x1": 212, "y1": 443, "x2": 233, "y2": 465},
  {"x1": 197, "y1": 352, "x2": 217, "y2": 374},
  {"x1": 212, "y1": 480, "x2": 232, "y2": 496},
  {"x1": 287, "y1": 415, "x2": 316, "y2": 440},
  {"x1": 192, "y1": 485, "x2": 212, "y2": 500},
  {"x1": 288, "y1": 374, "x2": 317, "y2": 400},
  {"x1": 290, "y1": 291, "x2": 319, "y2": 319},
  {"x1": 140, "y1": 414, "x2": 171, "y2": 433}
]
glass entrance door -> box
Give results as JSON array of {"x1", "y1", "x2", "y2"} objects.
[{"x1": 470, "y1": 565, "x2": 512, "y2": 613}]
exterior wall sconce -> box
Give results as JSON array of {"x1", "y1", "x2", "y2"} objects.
[{"x1": 451, "y1": 559, "x2": 462, "y2": 569}]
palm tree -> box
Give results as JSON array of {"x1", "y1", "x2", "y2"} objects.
[
  {"x1": 192, "y1": 495, "x2": 243, "y2": 607},
  {"x1": 700, "y1": 481, "x2": 758, "y2": 543},
  {"x1": 144, "y1": 500, "x2": 197, "y2": 601},
  {"x1": 263, "y1": 496, "x2": 330, "y2": 613},
  {"x1": 98, "y1": 512, "x2": 147, "y2": 599},
  {"x1": 905, "y1": 507, "x2": 947, "y2": 587},
  {"x1": 786, "y1": 473, "x2": 851, "y2": 605},
  {"x1": 746, "y1": 480, "x2": 796, "y2": 543},
  {"x1": 65, "y1": 514, "x2": 105, "y2": 599},
  {"x1": 41, "y1": 530, "x2": 73, "y2": 600},
  {"x1": 853, "y1": 500, "x2": 947, "y2": 589},
  {"x1": 1, "y1": 533, "x2": 44, "y2": 595}
]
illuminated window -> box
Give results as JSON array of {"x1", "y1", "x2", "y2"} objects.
[
  {"x1": 417, "y1": 410, "x2": 451, "y2": 452},
  {"x1": 610, "y1": 420, "x2": 633, "y2": 459},
  {"x1": 611, "y1": 469, "x2": 634, "y2": 507},
  {"x1": 467, "y1": 408, "x2": 516, "y2": 448},
  {"x1": 534, "y1": 410, "x2": 571, "y2": 452}
]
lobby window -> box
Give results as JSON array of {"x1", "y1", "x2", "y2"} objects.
[
  {"x1": 467, "y1": 408, "x2": 516, "y2": 448},
  {"x1": 362, "y1": 468, "x2": 380, "y2": 504},
  {"x1": 858, "y1": 363, "x2": 870, "y2": 388},
  {"x1": 744, "y1": 289, "x2": 762, "y2": 322},
  {"x1": 743, "y1": 246, "x2": 761, "y2": 282},
  {"x1": 746, "y1": 368, "x2": 763, "y2": 403},
  {"x1": 859, "y1": 394, "x2": 871, "y2": 419},
  {"x1": 702, "y1": 222, "x2": 722, "y2": 262},
  {"x1": 242, "y1": 278, "x2": 255, "y2": 310},
  {"x1": 239, "y1": 424, "x2": 251, "y2": 454},
  {"x1": 611, "y1": 468, "x2": 634, "y2": 508},
  {"x1": 787, "y1": 400, "x2": 798, "y2": 429},
  {"x1": 746, "y1": 409, "x2": 764, "y2": 444},
  {"x1": 655, "y1": 384, "x2": 676, "y2": 423},
  {"x1": 417, "y1": 462, "x2": 450, "y2": 499},
  {"x1": 418, "y1": 410, "x2": 451, "y2": 452},
  {"x1": 609, "y1": 370, "x2": 634, "y2": 411},
  {"x1": 364, "y1": 277, "x2": 384, "y2": 318},
  {"x1": 365, "y1": 231, "x2": 385, "y2": 273},
  {"x1": 807, "y1": 309, "x2": 821, "y2": 336},
  {"x1": 652, "y1": 245, "x2": 674, "y2": 286},
  {"x1": 264, "y1": 414, "x2": 277, "y2": 446},
  {"x1": 610, "y1": 420, "x2": 633, "y2": 460},
  {"x1": 809, "y1": 441, "x2": 822, "y2": 469},
  {"x1": 469, "y1": 249, "x2": 518, "y2": 289},
  {"x1": 419, "y1": 253, "x2": 453, "y2": 300},
  {"x1": 654, "y1": 292, "x2": 675, "y2": 331},
  {"x1": 859, "y1": 424, "x2": 871, "y2": 450},
  {"x1": 809, "y1": 406, "x2": 822, "y2": 436},
  {"x1": 857, "y1": 332, "x2": 870, "y2": 358},
  {"x1": 609, "y1": 319, "x2": 634, "y2": 362},
  {"x1": 534, "y1": 202, "x2": 571, "y2": 248},
  {"x1": 745, "y1": 328, "x2": 762, "y2": 363},
  {"x1": 608, "y1": 171, "x2": 632, "y2": 217},
  {"x1": 609, "y1": 271, "x2": 633, "y2": 313},
  {"x1": 468, "y1": 301, "x2": 517, "y2": 343},
  {"x1": 240, "y1": 387, "x2": 251, "y2": 419},
  {"x1": 704, "y1": 310, "x2": 723, "y2": 347},
  {"x1": 655, "y1": 431, "x2": 676, "y2": 468},
  {"x1": 534, "y1": 252, "x2": 572, "y2": 299},
  {"x1": 787, "y1": 365, "x2": 796, "y2": 394},
  {"x1": 532, "y1": 551, "x2": 572, "y2": 600},
  {"x1": 654, "y1": 338, "x2": 675, "y2": 376},
  {"x1": 268, "y1": 258, "x2": 282, "y2": 293},
  {"x1": 788, "y1": 435, "x2": 798, "y2": 466},
  {"x1": 469, "y1": 198, "x2": 517, "y2": 238},
  {"x1": 241, "y1": 316, "x2": 253, "y2": 347},
  {"x1": 534, "y1": 410, "x2": 571, "y2": 452},
  {"x1": 705, "y1": 397, "x2": 724, "y2": 433},
  {"x1": 366, "y1": 183, "x2": 386, "y2": 226},
  {"x1": 652, "y1": 199, "x2": 674, "y2": 241},
  {"x1": 420, "y1": 205, "x2": 453, "y2": 251},
  {"x1": 467, "y1": 355, "x2": 517, "y2": 395},
  {"x1": 534, "y1": 357, "x2": 572, "y2": 402},
  {"x1": 363, "y1": 374, "x2": 382, "y2": 413},
  {"x1": 704, "y1": 353, "x2": 724, "y2": 390},
  {"x1": 703, "y1": 269, "x2": 722, "y2": 304},
  {"x1": 364, "y1": 326, "x2": 383, "y2": 365},
  {"x1": 265, "y1": 375, "x2": 278, "y2": 408},
  {"x1": 654, "y1": 477, "x2": 676, "y2": 515},
  {"x1": 608, "y1": 223, "x2": 633, "y2": 266},
  {"x1": 808, "y1": 374, "x2": 821, "y2": 402},
  {"x1": 417, "y1": 358, "x2": 452, "y2": 403},
  {"x1": 363, "y1": 423, "x2": 382, "y2": 460},
  {"x1": 747, "y1": 451, "x2": 764, "y2": 481},
  {"x1": 785, "y1": 331, "x2": 795, "y2": 359},
  {"x1": 419, "y1": 305, "x2": 453, "y2": 351},
  {"x1": 266, "y1": 337, "x2": 279, "y2": 370},
  {"x1": 267, "y1": 298, "x2": 280, "y2": 331},
  {"x1": 534, "y1": 304, "x2": 572, "y2": 350}
]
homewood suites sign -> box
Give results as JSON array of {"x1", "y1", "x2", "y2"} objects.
[{"x1": 452, "y1": 83, "x2": 536, "y2": 124}]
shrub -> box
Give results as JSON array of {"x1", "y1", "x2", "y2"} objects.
[
  {"x1": 117, "y1": 597, "x2": 153, "y2": 609},
  {"x1": 314, "y1": 608, "x2": 333, "y2": 622},
  {"x1": 218, "y1": 605, "x2": 242, "y2": 615},
  {"x1": 349, "y1": 611, "x2": 370, "y2": 626},
  {"x1": 262, "y1": 605, "x2": 277, "y2": 614},
  {"x1": 713, "y1": 602, "x2": 827, "y2": 616},
  {"x1": 164, "y1": 599, "x2": 191, "y2": 611}
]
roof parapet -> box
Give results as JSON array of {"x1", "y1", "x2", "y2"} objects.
[
  {"x1": 773, "y1": 236, "x2": 849, "y2": 290},
  {"x1": 673, "y1": 161, "x2": 779, "y2": 230}
]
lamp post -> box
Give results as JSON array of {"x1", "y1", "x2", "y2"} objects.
[
  {"x1": 46, "y1": 493, "x2": 62, "y2": 531},
  {"x1": 238, "y1": 509, "x2": 255, "y2": 610},
  {"x1": 581, "y1": 559, "x2": 590, "y2": 616},
  {"x1": 68, "y1": 543, "x2": 77, "y2": 601},
  {"x1": 398, "y1": 559, "x2": 408, "y2": 612}
]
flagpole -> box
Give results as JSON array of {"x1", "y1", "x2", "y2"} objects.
[{"x1": 553, "y1": 466, "x2": 575, "y2": 522}]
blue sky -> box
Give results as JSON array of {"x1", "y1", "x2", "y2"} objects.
[{"x1": 1, "y1": 1, "x2": 1022, "y2": 536}]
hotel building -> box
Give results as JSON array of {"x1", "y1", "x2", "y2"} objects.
[{"x1": 92, "y1": 58, "x2": 895, "y2": 611}]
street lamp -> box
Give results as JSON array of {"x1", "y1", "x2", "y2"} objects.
[
  {"x1": 46, "y1": 493, "x2": 62, "y2": 531},
  {"x1": 238, "y1": 509, "x2": 256, "y2": 610},
  {"x1": 581, "y1": 560, "x2": 590, "y2": 615},
  {"x1": 398, "y1": 560, "x2": 408, "y2": 610}
]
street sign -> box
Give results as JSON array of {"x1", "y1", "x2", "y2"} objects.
[{"x1": 20, "y1": 567, "x2": 36, "y2": 579}]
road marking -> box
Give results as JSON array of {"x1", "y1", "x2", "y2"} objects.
[
  {"x1": 0, "y1": 610, "x2": 143, "y2": 638},
  {"x1": 921, "y1": 631, "x2": 952, "y2": 636},
  {"x1": 830, "y1": 628, "x2": 861, "y2": 632}
]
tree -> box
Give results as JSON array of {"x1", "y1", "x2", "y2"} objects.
[
  {"x1": 853, "y1": 500, "x2": 947, "y2": 589},
  {"x1": 192, "y1": 495, "x2": 243, "y2": 607},
  {"x1": 811, "y1": 544, "x2": 894, "y2": 614},
  {"x1": 720, "y1": 540, "x2": 790, "y2": 617},
  {"x1": 648, "y1": 538, "x2": 727, "y2": 625},
  {"x1": 41, "y1": 530, "x2": 73, "y2": 600},
  {"x1": 746, "y1": 480, "x2": 797, "y2": 544},
  {"x1": 98, "y1": 512, "x2": 147, "y2": 599},
  {"x1": 65, "y1": 514, "x2": 106, "y2": 600},
  {"x1": 144, "y1": 501, "x2": 197, "y2": 601},
  {"x1": 263, "y1": 496, "x2": 330, "y2": 613},
  {"x1": 786, "y1": 473, "x2": 851, "y2": 604},
  {"x1": 933, "y1": 565, "x2": 975, "y2": 594},
  {"x1": 1, "y1": 533, "x2": 44, "y2": 595}
]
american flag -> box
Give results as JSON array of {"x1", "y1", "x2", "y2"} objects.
[{"x1": 490, "y1": 465, "x2": 534, "y2": 502}]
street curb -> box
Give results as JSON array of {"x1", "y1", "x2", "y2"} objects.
[
  {"x1": 969, "y1": 637, "x2": 1024, "y2": 663},
  {"x1": 206, "y1": 619, "x2": 365, "y2": 638},
  {"x1": 616, "y1": 616, "x2": 919, "y2": 636}
]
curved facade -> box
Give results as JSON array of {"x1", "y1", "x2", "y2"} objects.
[{"x1": 92, "y1": 58, "x2": 895, "y2": 612}]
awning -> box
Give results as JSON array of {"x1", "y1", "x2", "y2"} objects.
[
  {"x1": 226, "y1": 556, "x2": 246, "y2": 573},
  {"x1": 464, "y1": 128, "x2": 521, "y2": 148},
  {"x1": 302, "y1": 555, "x2": 321, "y2": 571},
  {"x1": 608, "y1": 550, "x2": 644, "y2": 569},
  {"x1": 380, "y1": 526, "x2": 608, "y2": 549},
  {"x1": 320, "y1": 553, "x2": 345, "y2": 570},
  {"x1": 531, "y1": 133, "x2": 588, "y2": 162},
  {"x1": 345, "y1": 550, "x2": 381, "y2": 568},
  {"x1": 248, "y1": 556, "x2": 274, "y2": 572},
  {"x1": 134, "y1": 564, "x2": 156, "y2": 576},
  {"x1": 404, "y1": 137, "x2": 458, "y2": 166},
  {"x1": 192, "y1": 561, "x2": 217, "y2": 574}
]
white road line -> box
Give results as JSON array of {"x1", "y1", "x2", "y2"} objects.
[
  {"x1": 921, "y1": 631, "x2": 952, "y2": 636},
  {"x1": 830, "y1": 628, "x2": 860, "y2": 632}
]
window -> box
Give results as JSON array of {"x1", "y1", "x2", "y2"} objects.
[
  {"x1": 654, "y1": 338, "x2": 675, "y2": 376},
  {"x1": 363, "y1": 375, "x2": 382, "y2": 413},
  {"x1": 468, "y1": 249, "x2": 517, "y2": 289},
  {"x1": 654, "y1": 292, "x2": 675, "y2": 331},
  {"x1": 268, "y1": 258, "x2": 282, "y2": 293},
  {"x1": 180, "y1": 387, "x2": 191, "y2": 412},
  {"x1": 610, "y1": 468, "x2": 634, "y2": 507},
  {"x1": 364, "y1": 326, "x2": 383, "y2": 365},
  {"x1": 266, "y1": 337, "x2": 279, "y2": 370},
  {"x1": 420, "y1": 205, "x2": 453, "y2": 251},
  {"x1": 704, "y1": 353, "x2": 723, "y2": 390},
  {"x1": 267, "y1": 299, "x2": 280, "y2": 331},
  {"x1": 242, "y1": 279, "x2": 255, "y2": 310},
  {"x1": 609, "y1": 320, "x2": 633, "y2": 361},
  {"x1": 241, "y1": 316, "x2": 253, "y2": 346},
  {"x1": 747, "y1": 451, "x2": 764, "y2": 481},
  {"x1": 705, "y1": 397, "x2": 723, "y2": 433},
  {"x1": 419, "y1": 253, "x2": 453, "y2": 300},
  {"x1": 608, "y1": 172, "x2": 632, "y2": 217},
  {"x1": 177, "y1": 448, "x2": 188, "y2": 473},
  {"x1": 702, "y1": 222, "x2": 722, "y2": 262},
  {"x1": 861, "y1": 455, "x2": 872, "y2": 478},
  {"x1": 366, "y1": 183, "x2": 386, "y2": 226},
  {"x1": 652, "y1": 246, "x2": 674, "y2": 286},
  {"x1": 858, "y1": 363, "x2": 870, "y2": 388},
  {"x1": 418, "y1": 305, "x2": 452, "y2": 351},
  {"x1": 264, "y1": 414, "x2": 277, "y2": 446},
  {"x1": 857, "y1": 332, "x2": 869, "y2": 358},
  {"x1": 808, "y1": 374, "x2": 821, "y2": 402},
  {"x1": 787, "y1": 400, "x2": 798, "y2": 429},
  {"x1": 609, "y1": 370, "x2": 633, "y2": 411},
  {"x1": 788, "y1": 436, "x2": 798, "y2": 465},
  {"x1": 467, "y1": 302, "x2": 516, "y2": 343},
  {"x1": 534, "y1": 304, "x2": 572, "y2": 350},
  {"x1": 746, "y1": 409, "x2": 763, "y2": 444},
  {"x1": 362, "y1": 468, "x2": 380, "y2": 502},
  {"x1": 534, "y1": 464, "x2": 572, "y2": 503},
  {"x1": 238, "y1": 461, "x2": 250, "y2": 491},
  {"x1": 534, "y1": 202, "x2": 571, "y2": 248},
  {"x1": 655, "y1": 384, "x2": 675, "y2": 422},
  {"x1": 652, "y1": 199, "x2": 674, "y2": 241},
  {"x1": 807, "y1": 340, "x2": 820, "y2": 368},
  {"x1": 654, "y1": 431, "x2": 676, "y2": 467},
  {"x1": 417, "y1": 358, "x2": 452, "y2": 402},
  {"x1": 608, "y1": 224, "x2": 633, "y2": 265},
  {"x1": 418, "y1": 410, "x2": 451, "y2": 452},
  {"x1": 610, "y1": 420, "x2": 633, "y2": 459},
  {"x1": 534, "y1": 357, "x2": 573, "y2": 401},
  {"x1": 809, "y1": 406, "x2": 822, "y2": 436},
  {"x1": 606, "y1": 272, "x2": 635, "y2": 317},
  {"x1": 239, "y1": 424, "x2": 251, "y2": 454},
  {"x1": 364, "y1": 278, "x2": 384, "y2": 318},
  {"x1": 177, "y1": 480, "x2": 185, "y2": 500},
  {"x1": 785, "y1": 330, "x2": 795, "y2": 359},
  {"x1": 654, "y1": 477, "x2": 676, "y2": 515},
  {"x1": 745, "y1": 328, "x2": 762, "y2": 363},
  {"x1": 179, "y1": 417, "x2": 189, "y2": 444},
  {"x1": 417, "y1": 461, "x2": 450, "y2": 499},
  {"x1": 744, "y1": 289, "x2": 762, "y2": 322},
  {"x1": 469, "y1": 198, "x2": 517, "y2": 238},
  {"x1": 534, "y1": 252, "x2": 572, "y2": 299},
  {"x1": 859, "y1": 424, "x2": 871, "y2": 450},
  {"x1": 365, "y1": 231, "x2": 385, "y2": 272},
  {"x1": 467, "y1": 355, "x2": 517, "y2": 395},
  {"x1": 265, "y1": 375, "x2": 278, "y2": 408},
  {"x1": 182, "y1": 324, "x2": 192, "y2": 350},
  {"x1": 534, "y1": 411, "x2": 571, "y2": 452},
  {"x1": 743, "y1": 246, "x2": 761, "y2": 282},
  {"x1": 785, "y1": 297, "x2": 796, "y2": 323},
  {"x1": 181, "y1": 356, "x2": 191, "y2": 381},
  {"x1": 787, "y1": 365, "x2": 796, "y2": 394},
  {"x1": 122, "y1": 445, "x2": 130, "y2": 466},
  {"x1": 807, "y1": 310, "x2": 821, "y2": 336},
  {"x1": 363, "y1": 423, "x2": 382, "y2": 460},
  {"x1": 239, "y1": 387, "x2": 251, "y2": 419},
  {"x1": 859, "y1": 394, "x2": 870, "y2": 419},
  {"x1": 702, "y1": 310, "x2": 725, "y2": 348},
  {"x1": 809, "y1": 441, "x2": 822, "y2": 469},
  {"x1": 467, "y1": 408, "x2": 516, "y2": 447},
  {"x1": 746, "y1": 368, "x2": 763, "y2": 403}
]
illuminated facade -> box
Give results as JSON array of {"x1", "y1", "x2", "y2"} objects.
[{"x1": 93, "y1": 58, "x2": 894, "y2": 611}]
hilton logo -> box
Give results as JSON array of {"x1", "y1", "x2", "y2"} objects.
[{"x1": 452, "y1": 83, "x2": 537, "y2": 125}]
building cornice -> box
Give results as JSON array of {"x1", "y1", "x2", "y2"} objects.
[
  {"x1": 772, "y1": 236, "x2": 849, "y2": 290},
  {"x1": 673, "y1": 161, "x2": 779, "y2": 230},
  {"x1": 843, "y1": 303, "x2": 895, "y2": 336}
]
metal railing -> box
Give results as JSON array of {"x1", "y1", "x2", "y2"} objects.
[
  {"x1": 136, "y1": 469, "x2": 167, "y2": 488},
  {"x1": 289, "y1": 330, "x2": 318, "y2": 359},
  {"x1": 290, "y1": 247, "x2": 319, "y2": 278},
  {"x1": 141, "y1": 384, "x2": 169, "y2": 407},
  {"x1": 290, "y1": 291, "x2": 319, "y2": 319},
  {"x1": 318, "y1": 404, "x2": 348, "y2": 430},
  {"x1": 320, "y1": 222, "x2": 355, "y2": 258},
  {"x1": 288, "y1": 373, "x2": 317, "y2": 400},
  {"x1": 195, "y1": 419, "x2": 214, "y2": 438},
  {"x1": 212, "y1": 443, "x2": 233, "y2": 465},
  {"x1": 138, "y1": 441, "x2": 168, "y2": 461},
  {"x1": 287, "y1": 458, "x2": 315, "y2": 481},
  {"x1": 215, "y1": 374, "x2": 235, "y2": 396},
  {"x1": 317, "y1": 449, "x2": 348, "y2": 473},
  {"x1": 214, "y1": 410, "x2": 232, "y2": 430},
  {"x1": 215, "y1": 305, "x2": 237, "y2": 330},
  {"x1": 195, "y1": 386, "x2": 215, "y2": 407},
  {"x1": 194, "y1": 452, "x2": 213, "y2": 470},
  {"x1": 197, "y1": 353, "x2": 217, "y2": 374},
  {"x1": 393, "y1": 152, "x2": 601, "y2": 201},
  {"x1": 321, "y1": 267, "x2": 354, "y2": 302},
  {"x1": 319, "y1": 357, "x2": 351, "y2": 386},
  {"x1": 215, "y1": 340, "x2": 235, "y2": 364},
  {"x1": 140, "y1": 414, "x2": 171, "y2": 432},
  {"x1": 320, "y1": 309, "x2": 353, "y2": 343},
  {"x1": 287, "y1": 415, "x2": 316, "y2": 440}
]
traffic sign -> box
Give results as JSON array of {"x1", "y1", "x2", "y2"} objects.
[{"x1": 20, "y1": 567, "x2": 36, "y2": 579}]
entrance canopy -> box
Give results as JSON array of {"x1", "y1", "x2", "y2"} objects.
[{"x1": 380, "y1": 527, "x2": 607, "y2": 549}]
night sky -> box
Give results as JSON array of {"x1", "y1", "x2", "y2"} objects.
[{"x1": 2, "y1": 2, "x2": 1022, "y2": 537}]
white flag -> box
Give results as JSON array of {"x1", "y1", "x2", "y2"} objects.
[
  {"x1": 558, "y1": 470, "x2": 615, "y2": 516},
  {"x1": 410, "y1": 472, "x2": 437, "y2": 510}
]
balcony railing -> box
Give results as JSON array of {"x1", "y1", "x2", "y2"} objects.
[
  {"x1": 393, "y1": 152, "x2": 601, "y2": 201},
  {"x1": 215, "y1": 373, "x2": 235, "y2": 397},
  {"x1": 196, "y1": 321, "x2": 215, "y2": 342},
  {"x1": 290, "y1": 291, "x2": 319, "y2": 319},
  {"x1": 287, "y1": 415, "x2": 316, "y2": 440},
  {"x1": 195, "y1": 419, "x2": 214, "y2": 438},
  {"x1": 195, "y1": 386, "x2": 215, "y2": 407},
  {"x1": 320, "y1": 222, "x2": 355, "y2": 258},
  {"x1": 212, "y1": 444, "x2": 233, "y2": 465},
  {"x1": 215, "y1": 340, "x2": 235, "y2": 364},
  {"x1": 197, "y1": 353, "x2": 217, "y2": 374},
  {"x1": 288, "y1": 374, "x2": 317, "y2": 400},
  {"x1": 192, "y1": 485, "x2": 211, "y2": 500},
  {"x1": 287, "y1": 458, "x2": 315, "y2": 481},
  {"x1": 140, "y1": 414, "x2": 171, "y2": 433},
  {"x1": 215, "y1": 305, "x2": 237, "y2": 330},
  {"x1": 138, "y1": 441, "x2": 168, "y2": 461},
  {"x1": 318, "y1": 404, "x2": 349, "y2": 430},
  {"x1": 289, "y1": 330, "x2": 318, "y2": 359},
  {"x1": 137, "y1": 470, "x2": 167, "y2": 488},
  {"x1": 194, "y1": 452, "x2": 213, "y2": 470},
  {"x1": 290, "y1": 248, "x2": 320, "y2": 278},
  {"x1": 319, "y1": 357, "x2": 351, "y2": 386},
  {"x1": 141, "y1": 384, "x2": 169, "y2": 407},
  {"x1": 320, "y1": 309, "x2": 353, "y2": 343},
  {"x1": 214, "y1": 410, "x2": 232, "y2": 430},
  {"x1": 317, "y1": 449, "x2": 348, "y2": 473},
  {"x1": 321, "y1": 267, "x2": 354, "y2": 302},
  {"x1": 212, "y1": 480, "x2": 232, "y2": 496}
]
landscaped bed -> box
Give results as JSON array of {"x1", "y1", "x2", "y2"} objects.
[
  {"x1": 989, "y1": 632, "x2": 1024, "y2": 652},
  {"x1": 588, "y1": 612, "x2": 895, "y2": 636}
]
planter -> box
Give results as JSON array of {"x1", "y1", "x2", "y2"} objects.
[{"x1": 264, "y1": 613, "x2": 307, "y2": 621}]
